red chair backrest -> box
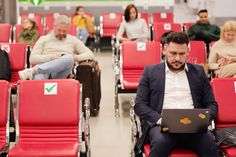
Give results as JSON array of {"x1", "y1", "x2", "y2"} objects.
[
  {"x1": 211, "y1": 78, "x2": 236, "y2": 128},
  {"x1": 68, "y1": 24, "x2": 77, "y2": 36},
  {"x1": 100, "y1": 12, "x2": 123, "y2": 37},
  {"x1": 152, "y1": 23, "x2": 182, "y2": 41},
  {"x1": 0, "y1": 81, "x2": 10, "y2": 150},
  {"x1": 187, "y1": 41, "x2": 207, "y2": 64},
  {"x1": 139, "y1": 12, "x2": 149, "y2": 26},
  {"x1": 19, "y1": 13, "x2": 42, "y2": 25},
  {"x1": 17, "y1": 79, "x2": 80, "y2": 143},
  {"x1": 0, "y1": 43, "x2": 26, "y2": 84},
  {"x1": 122, "y1": 41, "x2": 161, "y2": 70},
  {"x1": 0, "y1": 23, "x2": 11, "y2": 43},
  {"x1": 14, "y1": 24, "x2": 44, "y2": 43},
  {"x1": 152, "y1": 12, "x2": 174, "y2": 24}
]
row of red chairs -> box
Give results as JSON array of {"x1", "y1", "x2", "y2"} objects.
[
  {"x1": 130, "y1": 78, "x2": 236, "y2": 157},
  {"x1": 0, "y1": 23, "x2": 77, "y2": 43},
  {"x1": 0, "y1": 79, "x2": 90, "y2": 157}
]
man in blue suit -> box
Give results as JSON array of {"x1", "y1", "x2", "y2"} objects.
[{"x1": 134, "y1": 32, "x2": 220, "y2": 157}]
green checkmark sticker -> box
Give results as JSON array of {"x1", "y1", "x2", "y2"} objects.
[
  {"x1": 137, "y1": 42, "x2": 146, "y2": 51},
  {"x1": 44, "y1": 83, "x2": 58, "y2": 95}
]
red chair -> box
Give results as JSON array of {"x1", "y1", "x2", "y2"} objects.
[
  {"x1": 13, "y1": 23, "x2": 44, "y2": 43},
  {"x1": 99, "y1": 12, "x2": 123, "y2": 37},
  {"x1": 115, "y1": 41, "x2": 162, "y2": 117},
  {"x1": 139, "y1": 12, "x2": 149, "y2": 26},
  {"x1": 152, "y1": 23, "x2": 182, "y2": 41},
  {"x1": 0, "y1": 43, "x2": 27, "y2": 91},
  {"x1": 45, "y1": 13, "x2": 69, "y2": 34},
  {"x1": 8, "y1": 79, "x2": 90, "y2": 157},
  {"x1": 19, "y1": 13, "x2": 42, "y2": 25},
  {"x1": 211, "y1": 78, "x2": 236, "y2": 157},
  {"x1": 0, "y1": 81, "x2": 10, "y2": 155},
  {"x1": 0, "y1": 23, "x2": 11, "y2": 43},
  {"x1": 151, "y1": 12, "x2": 174, "y2": 24},
  {"x1": 187, "y1": 41, "x2": 207, "y2": 64}
]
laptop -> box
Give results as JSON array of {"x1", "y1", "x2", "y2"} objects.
[{"x1": 161, "y1": 108, "x2": 210, "y2": 133}]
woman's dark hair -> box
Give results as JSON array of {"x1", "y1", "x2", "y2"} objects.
[
  {"x1": 74, "y1": 6, "x2": 84, "y2": 16},
  {"x1": 124, "y1": 4, "x2": 138, "y2": 22},
  {"x1": 166, "y1": 31, "x2": 189, "y2": 45}
]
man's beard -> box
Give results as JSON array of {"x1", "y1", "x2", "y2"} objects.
[
  {"x1": 166, "y1": 60, "x2": 185, "y2": 72},
  {"x1": 56, "y1": 34, "x2": 66, "y2": 40}
]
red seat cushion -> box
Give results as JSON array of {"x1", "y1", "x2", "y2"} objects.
[
  {"x1": 223, "y1": 147, "x2": 236, "y2": 157},
  {"x1": 144, "y1": 144, "x2": 197, "y2": 157},
  {"x1": 8, "y1": 142, "x2": 79, "y2": 157}
]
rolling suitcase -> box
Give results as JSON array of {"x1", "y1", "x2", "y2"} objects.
[{"x1": 76, "y1": 60, "x2": 101, "y2": 116}]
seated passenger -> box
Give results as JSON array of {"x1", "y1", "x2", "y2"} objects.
[
  {"x1": 188, "y1": 9, "x2": 220, "y2": 45},
  {"x1": 116, "y1": 4, "x2": 150, "y2": 43},
  {"x1": 18, "y1": 18, "x2": 39, "y2": 46},
  {"x1": 134, "y1": 32, "x2": 220, "y2": 157},
  {"x1": 208, "y1": 20, "x2": 236, "y2": 78},
  {"x1": 18, "y1": 15, "x2": 94, "y2": 80},
  {"x1": 72, "y1": 6, "x2": 95, "y2": 44}
]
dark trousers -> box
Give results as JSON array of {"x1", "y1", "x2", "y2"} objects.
[{"x1": 149, "y1": 126, "x2": 220, "y2": 157}]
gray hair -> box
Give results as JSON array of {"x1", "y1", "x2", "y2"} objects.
[{"x1": 54, "y1": 15, "x2": 70, "y2": 25}]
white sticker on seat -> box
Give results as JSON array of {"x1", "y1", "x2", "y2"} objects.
[
  {"x1": 1, "y1": 44, "x2": 10, "y2": 53},
  {"x1": 28, "y1": 13, "x2": 35, "y2": 19},
  {"x1": 137, "y1": 42, "x2": 146, "y2": 51},
  {"x1": 164, "y1": 23, "x2": 171, "y2": 30},
  {"x1": 109, "y1": 13, "x2": 116, "y2": 19},
  {"x1": 161, "y1": 13, "x2": 167, "y2": 19},
  {"x1": 44, "y1": 83, "x2": 58, "y2": 95}
]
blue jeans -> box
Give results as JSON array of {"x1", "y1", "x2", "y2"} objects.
[
  {"x1": 78, "y1": 29, "x2": 88, "y2": 44},
  {"x1": 33, "y1": 54, "x2": 74, "y2": 80}
]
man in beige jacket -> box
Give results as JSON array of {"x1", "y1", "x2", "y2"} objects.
[{"x1": 19, "y1": 15, "x2": 94, "y2": 80}]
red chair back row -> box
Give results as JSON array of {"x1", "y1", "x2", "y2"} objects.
[{"x1": 0, "y1": 23, "x2": 11, "y2": 43}]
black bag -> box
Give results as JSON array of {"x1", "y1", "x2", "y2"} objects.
[
  {"x1": 215, "y1": 127, "x2": 236, "y2": 148},
  {"x1": 0, "y1": 49, "x2": 11, "y2": 81},
  {"x1": 76, "y1": 60, "x2": 101, "y2": 116}
]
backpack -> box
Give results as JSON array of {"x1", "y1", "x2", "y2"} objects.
[{"x1": 0, "y1": 49, "x2": 11, "y2": 81}]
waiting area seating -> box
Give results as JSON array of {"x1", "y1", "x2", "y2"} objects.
[{"x1": 8, "y1": 79, "x2": 90, "y2": 157}]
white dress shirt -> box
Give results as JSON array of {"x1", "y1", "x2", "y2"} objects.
[{"x1": 163, "y1": 63, "x2": 194, "y2": 109}]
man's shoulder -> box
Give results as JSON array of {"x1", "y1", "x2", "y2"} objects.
[
  {"x1": 145, "y1": 63, "x2": 164, "y2": 72},
  {"x1": 187, "y1": 63, "x2": 205, "y2": 73}
]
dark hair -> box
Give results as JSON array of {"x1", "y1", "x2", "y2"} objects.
[
  {"x1": 161, "y1": 31, "x2": 173, "y2": 45},
  {"x1": 23, "y1": 18, "x2": 36, "y2": 29},
  {"x1": 74, "y1": 6, "x2": 84, "y2": 15},
  {"x1": 124, "y1": 4, "x2": 138, "y2": 22},
  {"x1": 198, "y1": 9, "x2": 208, "y2": 15},
  {"x1": 166, "y1": 31, "x2": 189, "y2": 45}
]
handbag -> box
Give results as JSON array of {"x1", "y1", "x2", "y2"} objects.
[{"x1": 215, "y1": 127, "x2": 236, "y2": 148}]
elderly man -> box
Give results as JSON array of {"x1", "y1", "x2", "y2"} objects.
[{"x1": 19, "y1": 15, "x2": 94, "y2": 80}]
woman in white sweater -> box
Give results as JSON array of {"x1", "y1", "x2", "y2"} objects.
[
  {"x1": 116, "y1": 4, "x2": 150, "y2": 43},
  {"x1": 209, "y1": 20, "x2": 236, "y2": 78}
]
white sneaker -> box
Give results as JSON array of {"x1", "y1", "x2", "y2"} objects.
[{"x1": 18, "y1": 68, "x2": 34, "y2": 80}]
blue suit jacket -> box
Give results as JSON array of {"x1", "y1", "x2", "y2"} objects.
[{"x1": 134, "y1": 62, "x2": 218, "y2": 129}]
